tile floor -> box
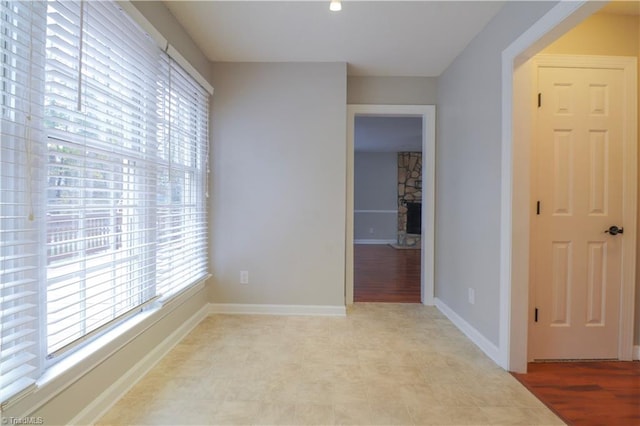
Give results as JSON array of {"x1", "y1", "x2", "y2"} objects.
[{"x1": 97, "y1": 303, "x2": 565, "y2": 425}]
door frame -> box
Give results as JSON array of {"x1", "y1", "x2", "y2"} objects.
[
  {"x1": 529, "y1": 54, "x2": 638, "y2": 361},
  {"x1": 345, "y1": 104, "x2": 436, "y2": 305},
  {"x1": 502, "y1": 0, "x2": 638, "y2": 371}
]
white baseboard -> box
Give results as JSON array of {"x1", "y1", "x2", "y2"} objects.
[
  {"x1": 434, "y1": 297, "x2": 502, "y2": 366},
  {"x1": 633, "y1": 345, "x2": 640, "y2": 361},
  {"x1": 74, "y1": 303, "x2": 209, "y2": 426},
  {"x1": 209, "y1": 303, "x2": 346, "y2": 316},
  {"x1": 354, "y1": 239, "x2": 396, "y2": 245}
]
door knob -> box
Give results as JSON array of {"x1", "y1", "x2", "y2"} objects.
[{"x1": 605, "y1": 225, "x2": 624, "y2": 235}]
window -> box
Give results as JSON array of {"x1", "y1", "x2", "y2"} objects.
[
  {"x1": 1, "y1": 0, "x2": 210, "y2": 403},
  {"x1": 44, "y1": 0, "x2": 166, "y2": 356},
  {"x1": 155, "y1": 60, "x2": 209, "y2": 300},
  {"x1": 0, "y1": 0, "x2": 47, "y2": 403}
]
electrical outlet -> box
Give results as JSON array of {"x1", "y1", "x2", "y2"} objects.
[
  {"x1": 369, "y1": 227, "x2": 374, "y2": 234},
  {"x1": 240, "y1": 270, "x2": 249, "y2": 284},
  {"x1": 468, "y1": 288, "x2": 475, "y2": 305}
]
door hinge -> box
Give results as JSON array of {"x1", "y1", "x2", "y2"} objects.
[
  {"x1": 537, "y1": 93, "x2": 542, "y2": 108},
  {"x1": 536, "y1": 201, "x2": 541, "y2": 215},
  {"x1": 534, "y1": 308, "x2": 539, "y2": 322}
]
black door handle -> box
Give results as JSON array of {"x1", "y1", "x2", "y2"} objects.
[{"x1": 605, "y1": 225, "x2": 624, "y2": 235}]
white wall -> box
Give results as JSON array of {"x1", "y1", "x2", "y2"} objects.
[
  {"x1": 348, "y1": 76, "x2": 437, "y2": 105},
  {"x1": 436, "y1": 1, "x2": 558, "y2": 345},
  {"x1": 354, "y1": 152, "x2": 397, "y2": 241},
  {"x1": 209, "y1": 62, "x2": 347, "y2": 307}
]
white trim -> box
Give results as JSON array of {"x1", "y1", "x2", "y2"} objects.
[
  {"x1": 116, "y1": 1, "x2": 167, "y2": 48},
  {"x1": 167, "y1": 45, "x2": 214, "y2": 95},
  {"x1": 354, "y1": 210, "x2": 398, "y2": 214},
  {"x1": 346, "y1": 104, "x2": 436, "y2": 307},
  {"x1": 71, "y1": 303, "x2": 209, "y2": 426},
  {"x1": 536, "y1": 54, "x2": 638, "y2": 69},
  {"x1": 501, "y1": 0, "x2": 631, "y2": 372},
  {"x1": 434, "y1": 298, "x2": 501, "y2": 365},
  {"x1": 6, "y1": 282, "x2": 206, "y2": 416},
  {"x1": 633, "y1": 345, "x2": 640, "y2": 361},
  {"x1": 354, "y1": 239, "x2": 396, "y2": 245},
  {"x1": 209, "y1": 303, "x2": 347, "y2": 316},
  {"x1": 116, "y1": 1, "x2": 213, "y2": 95},
  {"x1": 501, "y1": 0, "x2": 591, "y2": 373}
]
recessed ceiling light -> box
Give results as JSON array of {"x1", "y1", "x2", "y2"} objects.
[{"x1": 329, "y1": 0, "x2": 342, "y2": 12}]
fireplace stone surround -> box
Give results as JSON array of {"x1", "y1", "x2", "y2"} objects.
[{"x1": 397, "y1": 152, "x2": 422, "y2": 247}]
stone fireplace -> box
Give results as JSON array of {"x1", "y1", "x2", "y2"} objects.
[
  {"x1": 405, "y1": 202, "x2": 421, "y2": 235},
  {"x1": 397, "y1": 152, "x2": 422, "y2": 247}
]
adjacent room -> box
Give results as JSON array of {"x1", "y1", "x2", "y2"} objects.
[{"x1": 354, "y1": 116, "x2": 423, "y2": 303}]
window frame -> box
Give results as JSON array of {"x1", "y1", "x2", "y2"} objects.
[{"x1": 0, "y1": 0, "x2": 211, "y2": 404}]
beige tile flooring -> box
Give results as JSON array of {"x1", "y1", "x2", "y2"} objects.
[{"x1": 97, "y1": 303, "x2": 564, "y2": 425}]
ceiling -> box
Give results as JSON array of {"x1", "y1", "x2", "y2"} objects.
[
  {"x1": 163, "y1": 0, "x2": 505, "y2": 77},
  {"x1": 163, "y1": 1, "x2": 637, "y2": 152},
  {"x1": 355, "y1": 116, "x2": 422, "y2": 152}
]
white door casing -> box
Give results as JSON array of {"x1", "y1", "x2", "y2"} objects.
[
  {"x1": 345, "y1": 105, "x2": 436, "y2": 306},
  {"x1": 501, "y1": 1, "x2": 630, "y2": 372},
  {"x1": 530, "y1": 63, "x2": 631, "y2": 360}
]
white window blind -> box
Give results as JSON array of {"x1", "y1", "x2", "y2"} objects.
[
  {"x1": 44, "y1": 0, "x2": 164, "y2": 356},
  {"x1": 1, "y1": 0, "x2": 209, "y2": 403},
  {"x1": 155, "y1": 59, "x2": 209, "y2": 300},
  {"x1": 0, "y1": 0, "x2": 47, "y2": 402}
]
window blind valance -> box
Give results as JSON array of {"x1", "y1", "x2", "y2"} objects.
[{"x1": 116, "y1": 0, "x2": 214, "y2": 95}]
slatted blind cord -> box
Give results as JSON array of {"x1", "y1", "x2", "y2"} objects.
[
  {"x1": 76, "y1": 0, "x2": 85, "y2": 112},
  {"x1": 25, "y1": 0, "x2": 35, "y2": 221},
  {"x1": 168, "y1": 56, "x2": 172, "y2": 193}
]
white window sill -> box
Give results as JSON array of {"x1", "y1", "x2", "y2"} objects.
[{"x1": 5, "y1": 278, "x2": 207, "y2": 416}]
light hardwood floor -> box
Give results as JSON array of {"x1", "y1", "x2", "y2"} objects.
[{"x1": 97, "y1": 304, "x2": 563, "y2": 425}]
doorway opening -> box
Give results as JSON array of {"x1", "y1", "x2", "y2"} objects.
[
  {"x1": 345, "y1": 105, "x2": 436, "y2": 306},
  {"x1": 353, "y1": 116, "x2": 422, "y2": 302},
  {"x1": 502, "y1": 0, "x2": 637, "y2": 371}
]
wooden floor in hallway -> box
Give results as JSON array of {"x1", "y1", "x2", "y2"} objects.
[
  {"x1": 512, "y1": 361, "x2": 640, "y2": 426},
  {"x1": 354, "y1": 244, "x2": 421, "y2": 303}
]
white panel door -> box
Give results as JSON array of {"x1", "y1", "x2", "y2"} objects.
[{"x1": 530, "y1": 66, "x2": 624, "y2": 360}]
